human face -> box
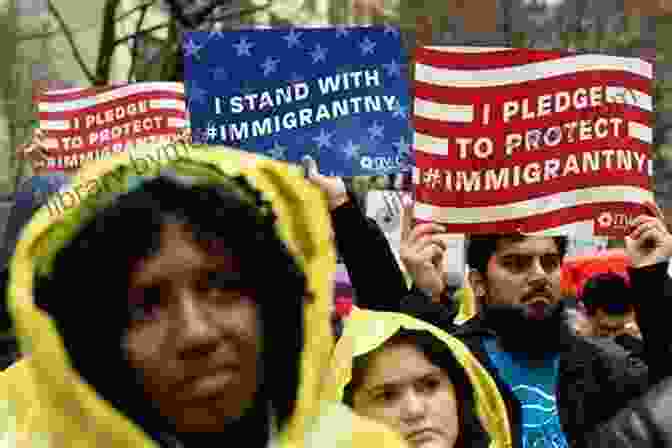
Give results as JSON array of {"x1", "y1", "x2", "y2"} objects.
[
  {"x1": 352, "y1": 343, "x2": 459, "y2": 448},
  {"x1": 470, "y1": 237, "x2": 563, "y2": 317},
  {"x1": 124, "y1": 222, "x2": 260, "y2": 433}
]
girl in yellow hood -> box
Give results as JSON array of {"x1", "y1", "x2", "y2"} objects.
[
  {"x1": 326, "y1": 308, "x2": 512, "y2": 448},
  {"x1": 1, "y1": 142, "x2": 408, "y2": 448}
]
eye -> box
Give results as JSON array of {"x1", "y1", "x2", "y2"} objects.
[
  {"x1": 373, "y1": 388, "x2": 398, "y2": 403},
  {"x1": 418, "y1": 376, "x2": 441, "y2": 394},
  {"x1": 196, "y1": 271, "x2": 245, "y2": 293},
  {"x1": 502, "y1": 255, "x2": 529, "y2": 272},
  {"x1": 129, "y1": 286, "x2": 163, "y2": 323},
  {"x1": 541, "y1": 254, "x2": 561, "y2": 272}
]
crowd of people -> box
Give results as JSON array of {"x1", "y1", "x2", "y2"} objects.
[{"x1": 1, "y1": 134, "x2": 672, "y2": 448}]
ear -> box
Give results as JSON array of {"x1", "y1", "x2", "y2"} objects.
[{"x1": 468, "y1": 268, "x2": 487, "y2": 302}]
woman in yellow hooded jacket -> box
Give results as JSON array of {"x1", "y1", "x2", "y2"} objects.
[
  {"x1": 0, "y1": 141, "x2": 408, "y2": 448},
  {"x1": 324, "y1": 307, "x2": 512, "y2": 448}
]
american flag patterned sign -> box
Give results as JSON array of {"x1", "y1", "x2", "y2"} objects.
[
  {"x1": 412, "y1": 47, "x2": 654, "y2": 237},
  {"x1": 36, "y1": 82, "x2": 187, "y2": 172}
]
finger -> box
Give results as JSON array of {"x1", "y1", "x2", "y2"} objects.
[
  {"x1": 416, "y1": 243, "x2": 444, "y2": 263},
  {"x1": 630, "y1": 219, "x2": 661, "y2": 240},
  {"x1": 636, "y1": 228, "x2": 660, "y2": 248},
  {"x1": 302, "y1": 155, "x2": 320, "y2": 179},
  {"x1": 407, "y1": 222, "x2": 446, "y2": 243},
  {"x1": 644, "y1": 201, "x2": 665, "y2": 222},
  {"x1": 629, "y1": 215, "x2": 657, "y2": 228},
  {"x1": 412, "y1": 233, "x2": 448, "y2": 253}
]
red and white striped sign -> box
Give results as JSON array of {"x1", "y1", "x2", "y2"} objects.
[
  {"x1": 37, "y1": 82, "x2": 187, "y2": 171},
  {"x1": 412, "y1": 47, "x2": 654, "y2": 237}
]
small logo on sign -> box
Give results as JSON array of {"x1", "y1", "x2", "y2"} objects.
[{"x1": 597, "y1": 212, "x2": 613, "y2": 228}]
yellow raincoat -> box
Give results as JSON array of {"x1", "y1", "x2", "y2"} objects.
[
  {"x1": 0, "y1": 142, "x2": 408, "y2": 448},
  {"x1": 324, "y1": 307, "x2": 513, "y2": 448}
]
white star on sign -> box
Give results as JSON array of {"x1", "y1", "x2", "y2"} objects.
[
  {"x1": 261, "y1": 57, "x2": 280, "y2": 76},
  {"x1": 310, "y1": 44, "x2": 328, "y2": 63},
  {"x1": 392, "y1": 102, "x2": 407, "y2": 118},
  {"x1": 183, "y1": 38, "x2": 202, "y2": 58},
  {"x1": 313, "y1": 129, "x2": 333, "y2": 149},
  {"x1": 233, "y1": 37, "x2": 255, "y2": 56},
  {"x1": 359, "y1": 37, "x2": 376, "y2": 56},
  {"x1": 384, "y1": 24, "x2": 400, "y2": 36},
  {"x1": 393, "y1": 136, "x2": 410, "y2": 156},
  {"x1": 368, "y1": 122, "x2": 384, "y2": 139},
  {"x1": 342, "y1": 140, "x2": 361, "y2": 160},
  {"x1": 335, "y1": 25, "x2": 350, "y2": 37},
  {"x1": 269, "y1": 141, "x2": 287, "y2": 160},
  {"x1": 383, "y1": 60, "x2": 401, "y2": 77},
  {"x1": 283, "y1": 29, "x2": 303, "y2": 48}
]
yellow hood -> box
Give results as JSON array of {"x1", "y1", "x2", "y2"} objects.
[
  {"x1": 2, "y1": 142, "x2": 406, "y2": 448},
  {"x1": 324, "y1": 307, "x2": 512, "y2": 448}
]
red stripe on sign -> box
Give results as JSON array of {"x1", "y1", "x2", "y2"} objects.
[
  {"x1": 413, "y1": 202, "x2": 650, "y2": 234},
  {"x1": 415, "y1": 170, "x2": 651, "y2": 208},
  {"x1": 38, "y1": 91, "x2": 185, "y2": 120},
  {"x1": 38, "y1": 83, "x2": 182, "y2": 103},
  {"x1": 38, "y1": 85, "x2": 127, "y2": 102},
  {"x1": 413, "y1": 71, "x2": 652, "y2": 105},
  {"x1": 414, "y1": 47, "x2": 568, "y2": 70}
]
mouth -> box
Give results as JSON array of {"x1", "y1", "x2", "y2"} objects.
[
  {"x1": 177, "y1": 368, "x2": 241, "y2": 402},
  {"x1": 406, "y1": 429, "x2": 438, "y2": 444},
  {"x1": 523, "y1": 297, "x2": 552, "y2": 319}
]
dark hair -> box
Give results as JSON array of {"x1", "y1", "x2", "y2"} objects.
[
  {"x1": 34, "y1": 174, "x2": 307, "y2": 444},
  {"x1": 581, "y1": 272, "x2": 632, "y2": 316},
  {"x1": 343, "y1": 329, "x2": 489, "y2": 448},
  {"x1": 466, "y1": 234, "x2": 568, "y2": 274}
]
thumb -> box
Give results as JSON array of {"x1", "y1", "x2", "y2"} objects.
[{"x1": 302, "y1": 155, "x2": 320, "y2": 179}]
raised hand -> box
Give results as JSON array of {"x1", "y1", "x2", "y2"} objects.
[
  {"x1": 400, "y1": 222, "x2": 447, "y2": 300},
  {"x1": 625, "y1": 202, "x2": 672, "y2": 268},
  {"x1": 302, "y1": 155, "x2": 349, "y2": 211}
]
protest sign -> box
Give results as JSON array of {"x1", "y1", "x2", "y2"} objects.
[
  {"x1": 183, "y1": 27, "x2": 413, "y2": 177},
  {"x1": 36, "y1": 82, "x2": 187, "y2": 171},
  {"x1": 412, "y1": 47, "x2": 654, "y2": 237}
]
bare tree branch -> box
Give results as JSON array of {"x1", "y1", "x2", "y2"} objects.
[
  {"x1": 95, "y1": 0, "x2": 122, "y2": 85},
  {"x1": 46, "y1": 0, "x2": 96, "y2": 84},
  {"x1": 113, "y1": 23, "x2": 170, "y2": 46},
  {"x1": 127, "y1": 3, "x2": 151, "y2": 81},
  {"x1": 116, "y1": 0, "x2": 157, "y2": 22}
]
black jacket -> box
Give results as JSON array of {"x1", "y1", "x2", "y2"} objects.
[
  {"x1": 329, "y1": 195, "x2": 672, "y2": 448},
  {"x1": 330, "y1": 191, "x2": 459, "y2": 320},
  {"x1": 412, "y1": 262, "x2": 672, "y2": 448},
  {"x1": 588, "y1": 374, "x2": 672, "y2": 448}
]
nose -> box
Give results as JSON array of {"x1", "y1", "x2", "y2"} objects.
[
  {"x1": 400, "y1": 389, "x2": 426, "y2": 422},
  {"x1": 174, "y1": 290, "x2": 220, "y2": 358},
  {"x1": 527, "y1": 256, "x2": 547, "y2": 281}
]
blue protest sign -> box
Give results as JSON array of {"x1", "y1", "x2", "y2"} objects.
[{"x1": 183, "y1": 27, "x2": 412, "y2": 177}]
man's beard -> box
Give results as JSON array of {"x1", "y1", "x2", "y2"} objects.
[{"x1": 481, "y1": 300, "x2": 572, "y2": 360}]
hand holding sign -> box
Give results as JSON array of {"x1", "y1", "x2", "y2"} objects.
[
  {"x1": 17, "y1": 129, "x2": 49, "y2": 171},
  {"x1": 625, "y1": 203, "x2": 672, "y2": 268},
  {"x1": 303, "y1": 155, "x2": 349, "y2": 211},
  {"x1": 400, "y1": 222, "x2": 447, "y2": 301}
]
